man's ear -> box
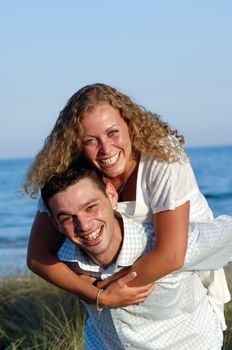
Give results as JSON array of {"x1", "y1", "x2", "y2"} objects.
[{"x1": 105, "y1": 182, "x2": 118, "y2": 209}]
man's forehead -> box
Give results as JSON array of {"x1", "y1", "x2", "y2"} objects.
[
  {"x1": 52, "y1": 178, "x2": 106, "y2": 207},
  {"x1": 74, "y1": 177, "x2": 105, "y2": 195}
]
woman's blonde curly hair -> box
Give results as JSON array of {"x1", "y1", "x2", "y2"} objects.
[{"x1": 24, "y1": 83, "x2": 185, "y2": 197}]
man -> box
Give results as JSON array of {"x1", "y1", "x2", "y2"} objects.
[{"x1": 41, "y1": 164, "x2": 232, "y2": 350}]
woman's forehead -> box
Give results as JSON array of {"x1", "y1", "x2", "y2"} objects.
[{"x1": 81, "y1": 105, "x2": 124, "y2": 129}]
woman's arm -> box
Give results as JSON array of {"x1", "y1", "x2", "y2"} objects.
[
  {"x1": 126, "y1": 201, "x2": 190, "y2": 287},
  {"x1": 27, "y1": 212, "x2": 154, "y2": 305},
  {"x1": 27, "y1": 212, "x2": 100, "y2": 302}
]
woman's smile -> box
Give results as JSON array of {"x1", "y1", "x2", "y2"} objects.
[{"x1": 98, "y1": 152, "x2": 120, "y2": 166}]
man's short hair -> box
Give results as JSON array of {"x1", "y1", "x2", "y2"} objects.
[{"x1": 41, "y1": 161, "x2": 107, "y2": 210}]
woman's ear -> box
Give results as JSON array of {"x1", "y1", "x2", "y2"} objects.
[{"x1": 105, "y1": 182, "x2": 118, "y2": 209}]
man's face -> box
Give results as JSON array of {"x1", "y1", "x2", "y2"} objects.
[{"x1": 48, "y1": 178, "x2": 121, "y2": 266}]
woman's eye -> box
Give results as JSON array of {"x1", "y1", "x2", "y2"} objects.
[
  {"x1": 83, "y1": 138, "x2": 97, "y2": 145},
  {"x1": 108, "y1": 129, "x2": 119, "y2": 137}
]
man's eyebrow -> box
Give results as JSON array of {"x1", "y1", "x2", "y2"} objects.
[
  {"x1": 56, "y1": 211, "x2": 72, "y2": 220},
  {"x1": 81, "y1": 199, "x2": 99, "y2": 209},
  {"x1": 56, "y1": 198, "x2": 99, "y2": 219}
]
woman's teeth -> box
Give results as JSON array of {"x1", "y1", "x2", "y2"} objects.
[
  {"x1": 100, "y1": 153, "x2": 119, "y2": 165},
  {"x1": 84, "y1": 227, "x2": 101, "y2": 241}
]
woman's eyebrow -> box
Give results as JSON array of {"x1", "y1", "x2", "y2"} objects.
[
  {"x1": 83, "y1": 124, "x2": 120, "y2": 137},
  {"x1": 106, "y1": 124, "x2": 120, "y2": 131}
]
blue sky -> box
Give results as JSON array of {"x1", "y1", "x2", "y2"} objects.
[{"x1": 1, "y1": 0, "x2": 231, "y2": 159}]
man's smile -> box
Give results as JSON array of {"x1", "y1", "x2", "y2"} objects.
[{"x1": 78, "y1": 226, "x2": 103, "y2": 245}]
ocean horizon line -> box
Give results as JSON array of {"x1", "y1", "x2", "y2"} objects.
[{"x1": 0, "y1": 143, "x2": 232, "y2": 162}]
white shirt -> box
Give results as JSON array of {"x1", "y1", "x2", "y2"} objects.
[
  {"x1": 117, "y1": 154, "x2": 231, "y2": 329},
  {"x1": 117, "y1": 154, "x2": 213, "y2": 223},
  {"x1": 57, "y1": 214, "x2": 232, "y2": 350}
]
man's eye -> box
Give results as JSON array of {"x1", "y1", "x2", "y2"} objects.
[
  {"x1": 86, "y1": 204, "x2": 96, "y2": 212},
  {"x1": 60, "y1": 217, "x2": 72, "y2": 225}
]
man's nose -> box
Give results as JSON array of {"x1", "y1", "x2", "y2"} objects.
[{"x1": 73, "y1": 215, "x2": 91, "y2": 232}]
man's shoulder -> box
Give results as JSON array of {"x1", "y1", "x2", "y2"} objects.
[
  {"x1": 121, "y1": 213, "x2": 153, "y2": 234},
  {"x1": 120, "y1": 213, "x2": 155, "y2": 254}
]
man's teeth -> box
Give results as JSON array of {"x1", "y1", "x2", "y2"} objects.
[
  {"x1": 84, "y1": 227, "x2": 101, "y2": 241},
  {"x1": 100, "y1": 153, "x2": 119, "y2": 165}
]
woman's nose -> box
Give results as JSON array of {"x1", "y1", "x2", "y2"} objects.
[{"x1": 98, "y1": 139, "x2": 111, "y2": 154}]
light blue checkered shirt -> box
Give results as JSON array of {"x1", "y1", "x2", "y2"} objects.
[{"x1": 57, "y1": 214, "x2": 232, "y2": 349}]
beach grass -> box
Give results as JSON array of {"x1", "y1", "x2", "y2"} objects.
[
  {"x1": 1, "y1": 269, "x2": 232, "y2": 349},
  {"x1": 0, "y1": 275, "x2": 86, "y2": 349}
]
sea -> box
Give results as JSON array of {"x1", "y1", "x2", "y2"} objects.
[{"x1": 0, "y1": 145, "x2": 232, "y2": 276}]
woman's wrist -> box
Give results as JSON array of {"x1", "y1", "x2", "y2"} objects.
[
  {"x1": 97, "y1": 288, "x2": 109, "y2": 308},
  {"x1": 96, "y1": 288, "x2": 104, "y2": 312}
]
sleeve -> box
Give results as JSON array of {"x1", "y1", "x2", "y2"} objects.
[
  {"x1": 37, "y1": 195, "x2": 50, "y2": 215},
  {"x1": 147, "y1": 158, "x2": 199, "y2": 214},
  {"x1": 182, "y1": 215, "x2": 232, "y2": 270}
]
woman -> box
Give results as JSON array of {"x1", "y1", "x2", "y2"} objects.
[{"x1": 24, "y1": 83, "x2": 230, "y2": 327}]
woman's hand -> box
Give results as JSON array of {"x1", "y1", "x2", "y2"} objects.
[
  {"x1": 95, "y1": 267, "x2": 131, "y2": 289},
  {"x1": 98, "y1": 272, "x2": 155, "y2": 308}
]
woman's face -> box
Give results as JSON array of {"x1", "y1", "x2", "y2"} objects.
[{"x1": 81, "y1": 104, "x2": 134, "y2": 179}]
